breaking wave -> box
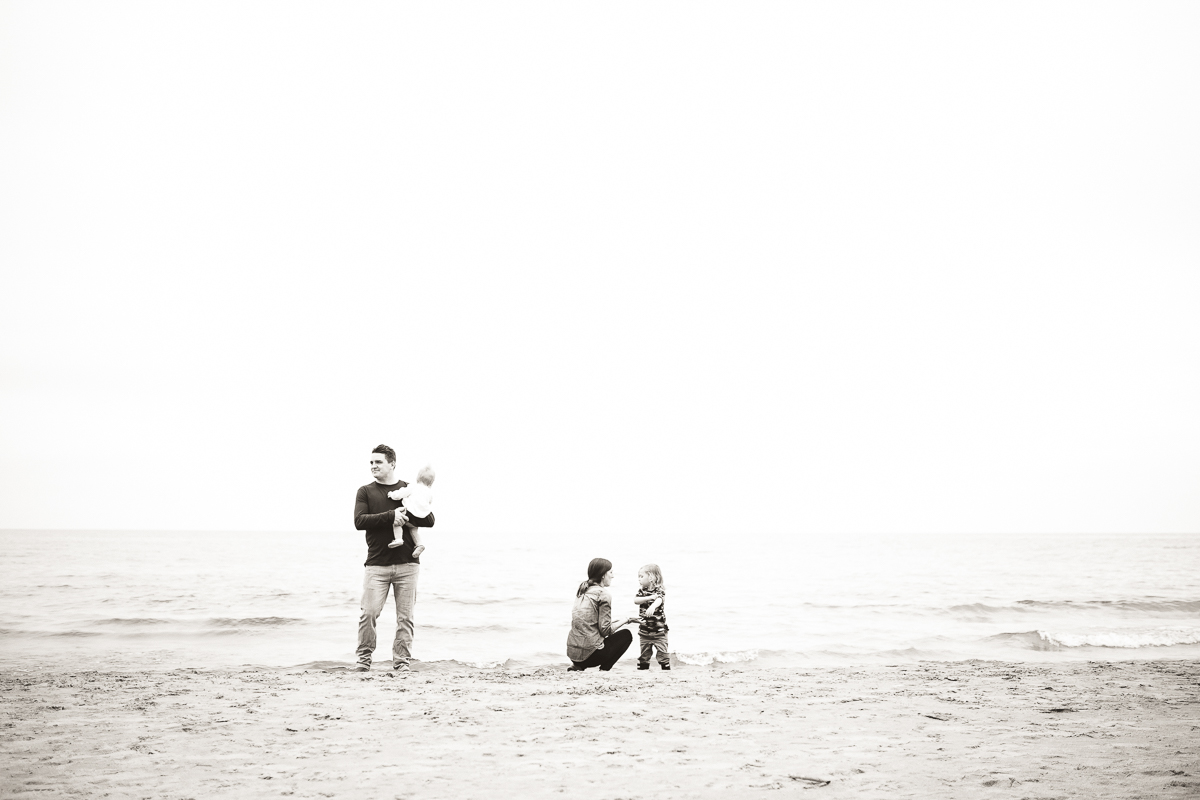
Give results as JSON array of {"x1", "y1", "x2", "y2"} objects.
[
  {"x1": 991, "y1": 627, "x2": 1200, "y2": 650},
  {"x1": 206, "y1": 617, "x2": 305, "y2": 627},
  {"x1": 951, "y1": 599, "x2": 1200, "y2": 616},
  {"x1": 675, "y1": 649, "x2": 763, "y2": 666}
]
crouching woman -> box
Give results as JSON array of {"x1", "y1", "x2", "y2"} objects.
[{"x1": 566, "y1": 558, "x2": 638, "y2": 671}]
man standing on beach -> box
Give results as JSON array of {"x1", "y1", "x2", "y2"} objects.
[{"x1": 353, "y1": 444, "x2": 436, "y2": 672}]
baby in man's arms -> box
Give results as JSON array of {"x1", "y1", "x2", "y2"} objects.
[{"x1": 386, "y1": 465, "x2": 435, "y2": 556}]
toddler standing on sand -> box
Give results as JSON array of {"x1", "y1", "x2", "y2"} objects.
[
  {"x1": 386, "y1": 465, "x2": 435, "y2": 556},
  {"x1": 633, "y1": 564, "x2": 670, "y2": 670}
]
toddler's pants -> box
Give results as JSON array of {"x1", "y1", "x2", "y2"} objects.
[{"x1": 638, "y1": 634, "x2": 670, "y2": 667}]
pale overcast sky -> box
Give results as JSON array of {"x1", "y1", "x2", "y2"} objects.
[{"x1": 1, "y1": 2, "x2": 1197, "y2": 538}]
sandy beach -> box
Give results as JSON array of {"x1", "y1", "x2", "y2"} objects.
[{"x1": 2, "y1": 659, "x2": 1197, "y2": 799}]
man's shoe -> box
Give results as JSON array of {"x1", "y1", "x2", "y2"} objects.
[{"x1": 637, "y1": 663, "x2": 649, "y2": 670}]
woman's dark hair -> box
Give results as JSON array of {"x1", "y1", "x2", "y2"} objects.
[{"x1": 576, "y1": 557, "x2": 612, "y2": 597}]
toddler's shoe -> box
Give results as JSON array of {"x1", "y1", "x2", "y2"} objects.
[{"x1": 660, "y1": 663, "x2": 671, "y2": 670}]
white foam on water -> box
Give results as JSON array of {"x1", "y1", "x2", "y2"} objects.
[
  {"x1": 675, "y1": 650, "x2": 761, "y2": 666},
  {"x1": 1037, "y1": 626, "x2": 1200, "y2": 649}
]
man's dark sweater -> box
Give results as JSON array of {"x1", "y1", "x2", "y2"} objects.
[{"x1": 354, "y1": 480, "x2": 436, "y2": 566}]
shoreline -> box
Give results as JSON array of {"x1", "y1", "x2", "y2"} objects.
[
  {"x1": 3, "y1": 659, "x2": 1197, "y2": 798},
  {"x1": 6, "y1": 638, "x2": 1200, "y2": 677}
]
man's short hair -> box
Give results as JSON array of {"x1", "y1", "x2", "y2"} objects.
[{"x1": 371, "y1": 444, "x2": 397, "y2": 465}]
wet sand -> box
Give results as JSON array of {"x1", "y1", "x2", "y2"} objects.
[{"x1": 2, "y1": 660, "x2": 1197, "y2": 799}]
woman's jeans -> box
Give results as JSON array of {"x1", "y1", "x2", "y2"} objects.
[
  {"x1": 572, "y1": 629, "x2": 633, "y2": 671},
  {"x1": 357, "y1": 563, "x2": 419, "y2": 668}
]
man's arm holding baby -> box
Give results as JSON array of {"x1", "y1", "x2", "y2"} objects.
[
  {"x1": 393, "y1": 511, "x2": 435, "y2": 529},
  {"x1": 384, "y1": 487, "x2": 435, "y2": 529},
  {"x1": 354, "y1": 486, "x2": 400, "y2": 530}
]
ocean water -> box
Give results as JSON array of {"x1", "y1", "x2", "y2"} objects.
[{"x1": 1, "y1": 530, "x2": 1197, "y2": 671}]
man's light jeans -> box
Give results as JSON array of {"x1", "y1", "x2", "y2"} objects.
[{"x1": 357, "y1": 563, "x2": 419, "y2": 668}]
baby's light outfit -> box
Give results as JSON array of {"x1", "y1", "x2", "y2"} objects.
[
  {"x1": 387, "y1": 481, "x2": 434, "y2": 550},
  {"x1": 398, "y1": 482, "x2": 433, "y2": 519}
]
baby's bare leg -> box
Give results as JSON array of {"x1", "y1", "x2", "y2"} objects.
[
  {"x1": 387, "y1": 522, "x2": 405, "y2": 549},
  {"x1": 408, "y1": 526, "x2": 424, "y2": 557}
]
